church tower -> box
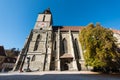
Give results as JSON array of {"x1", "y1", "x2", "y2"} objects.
[
  {"x1": 13, "y1": 8, "x2": 86, "y2": 72},
  {"x1": 13, "y1": 8, "x2": 53, "y2": 71}
]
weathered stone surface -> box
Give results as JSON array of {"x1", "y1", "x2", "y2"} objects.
[{"x1": 13, "y1": 9, "x2": 86, "y2": 71}]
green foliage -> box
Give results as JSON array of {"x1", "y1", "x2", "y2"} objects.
[{"x1": 79, "y1": 23, "x2": 118, "y2": 68}]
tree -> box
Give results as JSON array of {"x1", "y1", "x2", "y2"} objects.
[
  {"x1": 5, "y1": 48, "x2": 20, "y2": 57},
  {"x1": 79, "y1": 23, "x2": 119, "y2": 72}
]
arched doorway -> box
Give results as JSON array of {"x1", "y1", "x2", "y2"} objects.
[
  {"x1": 64, "y1": 63, "x2": 69, "y2": 70},
  {"x1": 60, "y1": 58, "x2": 73, "y2": 71},
  {"x1": 60, "y1": 53, "x2": 73, "y2": 71},
  {"x1": 60, "y1": 59, "x2": 69, "y2": 71}
]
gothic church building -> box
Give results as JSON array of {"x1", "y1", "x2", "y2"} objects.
[{"x1": 13, "y1": 9, "x2": 92, "y2": 71}]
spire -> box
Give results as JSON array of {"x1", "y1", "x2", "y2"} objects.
[{"x1": 43, "y1": 8, "x2": 51, "y2": 14}]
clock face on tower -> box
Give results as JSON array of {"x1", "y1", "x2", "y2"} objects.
[{"x1": 38, "y1": 22, "x2": 47, "y2": 27}]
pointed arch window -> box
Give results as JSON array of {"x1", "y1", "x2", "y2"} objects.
[
  {"x1": 74, "y1": 38, "x2": 80, "y2": 59},
  {"x1": 34, "y1": 34, "x2": 40, "y2": 51},
  {"x1": 54, "y1": 41, "x2": 56, "y2": 50},
  {"x1": 31, "y1": 55, "x2": 36, "y2": 61},
  {"x1": 62, "y1": 38, "x2": 68, "y2": 53},
  {"x1": 43, "y1": 15, "x2": 45, "y2": 21}
]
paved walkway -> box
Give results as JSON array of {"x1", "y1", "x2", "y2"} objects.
[{"x1": 0, "y1": 71, "x2": 120, "y2": 80}]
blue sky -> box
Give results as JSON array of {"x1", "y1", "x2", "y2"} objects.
[{"x1": 0, "y1": 0, "x2": 120, "y2": 50}]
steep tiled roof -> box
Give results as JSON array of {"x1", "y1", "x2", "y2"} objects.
[
  {"x1": 0, "y1": 46, "x2": 6, "y2": 56},
  {"x1": 53, "y1": 26, "x2": 120, "y2": 34},
  {"x1": 112, "y1": 29, "x2": 120, "y2": 34},
  {"x1": 53, "y1": 26, "x2": 83, "y2": 31}
]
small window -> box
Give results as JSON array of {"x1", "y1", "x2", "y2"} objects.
[
  {"x1": 7, "y1": 59, "x2": 10, "y2": 62},
  {"x1": 62, "y1": 38, "x2": 68, "y2": 53},
  {"x1": 31, "y1": 55, "x2": 36, "y2": 61},
  {"x1": 13, "y1": 59, "x2": 16, "y2": 63},
  {"x1": 34, "y1": 34, "x2": 40, "y2": 51}
]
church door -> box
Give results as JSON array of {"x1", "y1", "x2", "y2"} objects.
[
  {"x1": 60, "y1": 59, "x2": 71, "y2": 71},
  {"x1": 64, "y1": 63, "x2": 68, "y2": 70}
]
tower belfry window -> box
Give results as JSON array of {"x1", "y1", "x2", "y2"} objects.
[
  {"x1": 43, "y1": 15, "x2": 45, "y2": 21},
  {"x1": 34, "y1": 34, "x2": 40, "y2": 51},
  {"x1": 62, "y1": 38, "x2": 68, "y2": 53}
]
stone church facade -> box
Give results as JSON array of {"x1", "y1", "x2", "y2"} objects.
[{"x1": 13, "y1": 9, "x2": 120, "y2": 71}]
